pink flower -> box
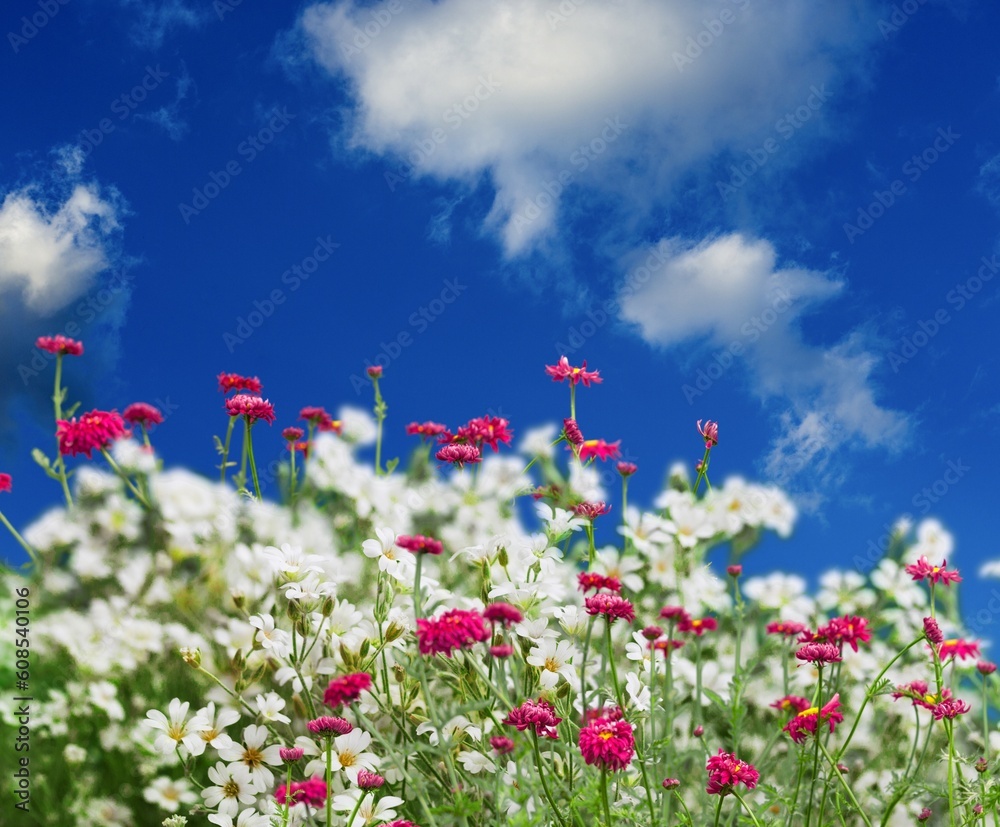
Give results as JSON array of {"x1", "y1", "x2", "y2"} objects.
[
  {"x1": 225, "y1": 394, "x2": 276, "y2": 425},
  {"x1": 562, "y1": 418, "x2": 585, "y2": 446},
  {"x1": 545, "y1": 356, "x2": 602, "y2": 386},
  {"x1": 616, "y1": 461, "x2": 637, "y2": 478},
  {"x1": 280, "y1": 747, "x2": 304, "y2": 762},
  {"x1": 435, "y1": 443, "x2": 482, "y2": 467},
  {"x1": 795, "y1": 643, "x2": 842, "y2": 665},
  {"x1": 906, "y1": 555, "x2": 962, "y2": 585},
  {"x1": 659, "y1": 606, "x2": 691, "y2": 623},
  {"x1": 641, "y1": 625, "x2": 663, "y2": 641},
  {"x1": 577, "y1": 572, "x2": 621, "y2": 593},
  {"x1": 923, "y1": 616, "x2": 944, "y2": 645},
  {"x1": 705, "y1": 749, "x2": 759, "y2": 796},
  {"x1": 380, "y1": 821, "x2": 418, "y2": 827},
  {"x1": 483, "y1": 603, "x2": 523, "y2": 626},
  {"x1": 817, "y1": 615, "x2": 872, "y2": 653},
  {"x1": 783, "y1": 695, "x2": 844, "y2": 743},
  {"x1": 574, "y1": 501, "x2": 611, "y2": 520},
  {"x1": 766, "y1": 621, "x2": 808, "y2": 637},
  {"x1": 275, "y1": 777, "x2": 327, "y2": 807},
  {"x1": 939, "y1": 638, "x2": 981, "y2": 662},
  {"x1": 218, "y1": 372, "x2": 262, "y2": 394},
  {"x1": 977, "y1": 660, "x2": 997, "y2": 675},
  {"x1": 503, "y1": 698, "x2": 562, "y2": 739},
  {"x1": 307, "y1": 716, "x2": 353, "y2": 736},
  {"x1": 697, "y1": 419, "x2": 719, "y2": 448},
  {"x1": 57, "y1": 410, "x2": 129, "y2": 457},
  {"x1": 662, "y1": 778, "x2": 680, "y2": 790},
  {"x1": 122, "y1": 402, "x2": 164, "y2": 428},
  {"x1": 578, "y1": 715, "x2": 635, "y2": 772},
  {"x1": 726, "y1": 565, "x2": 743, "y2": 578},
  {"x1": 490, "y1": 644, "x2": 514, "y2": 658},
  {"x1": 416, "y1": 609, "x2": 490, "y2": 657},
  {"x1": 490, "y1": 736, "x2": 515, "y2": 754},
  {"x1": 300, "y1": 406, "x2": 341, "y2": 433},
  {"x1": 917, "y1": 808, "x2": 931, "y2": 822},
  {"x1": 366, "y1": 366, "x2": 383, "y2": 379},
  {"x1": 0, "y1": 473, "x2": 11, "y2": 493},
  {"x1": 322, "y1": 673, "x2": 372, "y2": 709},
  {"x1": 584, "y1": 593, "x2": 636, "y2": 624},
  {"x1": 36, "y1": 335, "x2": 83, "y2": 356},
  {"x1": 282, "y1": 426, "x2": 305, "y2": 441},
  {"x1": 578, "y1": 439, "x2": 621, "y2": 462},
  {"x1": 770, "y1": 695, "x2": 812, "y2": 714},
  {"x1": 406, "y1": 421, "x2": 447, "y2": 438},
  {"x1": 678, "y1": 616, "x2": 718, "y2": 636},
  {"x1": 932, "y1": 698, "x2": 971, "y2": 720},
  {"x1": 396, "y1": 534, "x2": 443, "y2": 555},
  {"x1": 356, "y1": 770, "x2": 385, "y2": 789},
  {"x1": 456, "y1": 416, "x2": 513, "y2": 452}
]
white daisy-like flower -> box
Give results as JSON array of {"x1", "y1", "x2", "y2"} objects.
[
  {"x1": 218, "y1": 724, "x2": 284, "y2": 788},
  {"x1": 361, "y1": 527, "x2": 403, "y2": 575},
  {"x1": 208, "y1": 809, "x2": 273, "y2": 827},
  {"x1": 194, "y1": 703, "x2": 240, "y2": 751},
  {"x1": 202, "y1": 762, "x2": 259, "y2": 816},
  {"x1": 88, "y1": 680, "x2": 125, "y2": 721},
  {"x1": 330, "y1": 790, "x2": 405, "y2": 827},
  {"x1": 458, "y1": 750, "x2": 497, "y2": 774},
  {"x1": 145, "y1": 698, "x2": 209, "y2": 756},
  {"x1": 327, "y1": 729, "x2": 381, "y2": 784},
  {"x1": 593, "y1": 547, "x2": 644, "y2": 593},
  {"x1": 519, "y1": 423, "x2": 559, "y2": 459},
  {"x1": 248, "y1": 614, "x2": 292, "y2": 659},
  {"x1": 817, "y1": 569, "x2": 875, "y2": 614},
  {"x1": 526, "y1": 638, "x2": 577, "y2": 689},
  {"x1": 534, "y1": 503, "x2": 586, "y2": 538},
  {"x1": 254, "y1": 693, "x2": 290, "y2": 725},
  {"x1": 416, "y1": 715, "x2": 482, "y2": 746},
  {"x1": 142, "y1": 776, "x2": 198, "y2": 812},
  {"x1": 263, "y1": 542, "x2": 324, "y2": 581},
  {"x1": 625, "y1": 671, "x2": 651, "y2": 712}
]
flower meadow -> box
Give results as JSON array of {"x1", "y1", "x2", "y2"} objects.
[{"x1": 2, "y1": 338, "x2": 999, "y2": 826}]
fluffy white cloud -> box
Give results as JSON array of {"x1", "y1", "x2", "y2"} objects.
[
  {"x1": 618, "y1": 233, "x2": 910, "y2": 491},
  {"x1": 299, "y1": 0, "x2": 881, "y2": 255},
  {"x1": 0, "y1": 184, "x2": 121, "y2": 315}
]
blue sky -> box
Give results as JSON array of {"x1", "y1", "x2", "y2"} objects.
[{"x1": 2, "y1": 0, "x2": 999, "y2": 626}]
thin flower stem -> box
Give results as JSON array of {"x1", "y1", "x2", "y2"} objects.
[
  {"x1": 732, "y1": 790, "x2": 764, "y2": 827},
  {"x1": 100, "y1": 448, "x2": 151, "y2": 508},
  {"x1": 712, "y1": 794, "x2": 724, "y2": 827},
  {"x1": 532, "y1": 731, "x2": 568, "y2": 827},
  {"x1": 599, "y1": 767, "x2": 613, "y2": 827},
  {"x1": 670, "y1": 789, "x2": 695, "y2": 826},
  {"x1": 288, "y1": 443, "x2": 297, "y2": 506},
  {"x1": 569, "y1": 384, "x2": 576, "y2": 422},
  {"x1": 220, "y1": 415, "x2": 236, "y2": 482},
  {"x1": 281, "y1": 763, "x2": 292, "y2": 827},
  {"x1": 605, "y1": 622, "x2": 626, "y2": 712},
  {"x1": 581, "y1": 617, "x2": 595, "y2": 721},
  {"x1": 620, "y1": 476, "x2": 629, "y2": 556},
  {"x1": 947, "y1": 718, "x2": 957, "y2": 827},
  {"x1": 326, "y1": 741, "x2": 335, "y2": 827},
  {"x1": 0, "y1": 511, "x2": 41, "y2": 569},
  {"x1": 372, "y1": 376, "x2": 386, "y2": 476},
  {"x1": 52, "y1": 355, "x2": 73, "y2": 508},
  {"x1": 692, "y1": 446, "x2": 712, "y2": 497},
  {"x1": 805, "y1": 668, "x2": 824, "y2": 826},
  {"x1": 817, "y1": 740, "x2": 873, "y2": 827},
  {"x1": 245, "y1": 420, "x2": 262, "y2": 500}
]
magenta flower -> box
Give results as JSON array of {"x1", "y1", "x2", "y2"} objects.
[
  {"x1": 36, "y1": 335, "x2": 83, "y2": 356},
  {"x1": 795, "y1": 643, "x2": 842, "y2": 665},
  {"x1": 322, "y1": 673, "x2": 372, "y2": 709},
  {"x1": 396, "y1": 534, "x2": 444, "y2": 555},
  {"x1": 225, "y1": 394, "x2": 276, "y2": 425},
  {"x1": 218, "y1": 372, "x2": 262, "y2": 394},
  {"x1": 545, "y1": 356, "x2": 602, "y2": 386},
  {"x1": 123, "y1": 402, "x2": 164, "y2": 428},
  {"x1": 503, "y1": 698, "x2": 562, "y2": 739},
  {"x1": 578, "y1": 439, "x2": 622, "y2": 462},
  {"x1": 0, "y1": 473, "x2": 11, "y2": 493},
  {"x1": 416, "y1": 609, "x2": 490, "y2": 657},
  {"x1": 435, "y1": 443, "x2": 482, "y2": 467},
  {"x1": 705, "y1": 749, "x2": 759, "y2": 796},
  {"x1": 584, "y1": 593, "x2": 636, "y2": 624},
  {"x1": 697, "y1": 419, "x2": 719, "y2": 448},
  {"x1": 905, "y1": 555, "x2": 961, "y2": 585},
  {"x1": 57, "y1": 410, "x2": 129, "y2": 457},
  {"x1": 578, "y1": 715, "x2": 635, "y2": 772}
]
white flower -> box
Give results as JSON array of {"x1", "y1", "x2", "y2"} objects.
[
  {"x1": 668, "y1": 500, "x2": 716, "y2": 548},
  {"x1": 338, "y1": 405, "x2": 378, "y2": 446},
  {"x1": 416, "y1": 715, "x2": 482, "y2": 746},
  {"x1": 142, "y1": 776, "x2": 197, "y2": 812},
  {"x1": 203, "y1": 762, "x2": 259, "y2": 816},
  {"x1": 593, "y1": 547, "x2": 644, "y2": 593},
  {"x1": 625, "y1": 672, "x2": 651, "y2": 712},
  {"x1": 327, "y1": 729, "x2": 381, "y2": 784},
  {"x1": 88, "y1": 680, "x2": 125, "y2": 721},
  {"x1": 535, "y1": 503, "x2": 585, "y2": 538},
  {"x1": 218, "y1": 724, "x2": 284, "y2": 788},
  {"x1": 519, "y1": 423, "x2": 559, "y2": 459},
  {"x1": 331, "y1": 791, "x2": 404, "y2": 827},
  {"x1": 63, "y1": 743, "x2": 87, "y2": 763},
  {"x1": 263, "y1": 542, "x2": 324, "y2": 581},
  {"x1": 145, "y1": 699, "x2": 209, "y2": 756},
  {"x1": 194, "y1": 703, "x2": 241, "y2": 751},
  {"x1": 527, "y1": 638, "x2": 577, "y2": 689},
  {"x1": 458, "y1": 750, "x2": 497, "y2": 774},
  {"x1": 207, "y1": 809, "x2": 272, "y2": 827},
  {"x1": 361, "y1": 527, "x2": 404, "y2": 575},
  {"x1": 254, "y1": 693, "x2": 290, "y2": 725},
  {"x1": 817, "y1": 570, "x2": 875, "y2": 614},
  {"x1": 248, "y1": 614, "x2": 292, "y2": 659}
]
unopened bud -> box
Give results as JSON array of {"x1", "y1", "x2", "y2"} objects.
[
  {"x1": 392, "y1": 664, "x2": 406, "y2": 683},
  {"x1": 231, "y1": 591, "x2": 246, "y2": 610},
  {"x1": 321, "y1": 597, "x2": 335, "y2": 617},
  {"x1": 179, "y1": 647, "x2": 201, "y2": 668},
  {"x1": 498, "y1": 546, "x2": 509, "y2": 567},
  {"x1": 385, "y1": 621, "x2": 405, "y2": 643}
]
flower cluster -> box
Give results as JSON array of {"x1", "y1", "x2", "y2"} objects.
[
  {"x1": 416, "y1": 608, "x2": 490, "y2": 657},
  {"x1": 57, "y1": 410, "x2": 129, "y2": 457}
]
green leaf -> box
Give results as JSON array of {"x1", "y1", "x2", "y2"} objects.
[
  {"x1": 213, "y1": 435, "x2": 225, "y2": 455},
  {"x1": 385, "y1": 457, "x2": 400, "y2": 475},
  {"x1": 31, "y1": 448, "x2": 51, "y2": 470},
  {"x1": 64, "y1": 401, "x2": 80, "y2": 418}
]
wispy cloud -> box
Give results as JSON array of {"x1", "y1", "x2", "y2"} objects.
[
  {"x1": 137, "y1": 65, "x2": 195, "y2": 140},
  {"x1": 617, "y1": 233, "x2": 910, "y2": 500},
  {"x1": 114, "y1": 0, "x2": 206, "y2": 49},
  {"x1": 297, "y1": 0, "x2": 883, "y2": 256}
]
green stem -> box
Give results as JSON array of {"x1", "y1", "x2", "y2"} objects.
[
  {"x1": 372, "y1": 376, "x2": 386, "y2": 476},
  {"x1": 288, "y1": 443, "x2": 297, "y2": 506},
  {"x1": 581, "y1": 617, "x2": 595, "y2": 722},
  {"x1": 532, "y1": 731, "x2": 568, "y2": 827},
  {"x1": 805, "y1": 668, "x2": 824, "y2": 826},
  {"x1": 281, "y1": 763, "x2": 292, "y2": 827},
  {"x1": 599, "y1": 767, "x2": 613, "y2": 827},
  {"x1": 569, "y1": 384, "x2": 576, "y2": 422},
  {"x1": 712, "y1": 795, "x2": 724, "y2": 827},
  {"x1": 244, "y1": 420, "x2": 262, "y2": 500},
  {"x1": 732, "y1": 790, "x2": 764, "y2": 827},
  {"x1": 947, "y1": 718, "x2": 957, "y2": 827},
  {"x1": 220, "y1": 415, "x2": 236, "y2": 483},
  {"x1": 818, "y1": 740, "x2": 873, "y2": 827},
  {"x1": 692, "y1": 446, "x2": 712, "y2": 497},
  {"x1": 0, "y1": 511, "x2": 41, "y2": 569},
  {"x1": 605, "y1": 622, "x2": 626, "y2": 712},
  {"x1": 52, "y1": 355, "x2": 73, "y2": 508},
  {"x1": 100, "y1": 449, "x2": 151, "y2": 508}
]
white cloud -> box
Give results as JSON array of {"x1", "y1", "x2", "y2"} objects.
[
  {"x1": 115, "y1": 0, "x2": 205, "y2": 49},
  {"x1": 0, "y1": 184, "x2": 121, "y2": 315},
  {"x1": 298, "y1": 0, "x2": 882, "y2": 255},
  {"x1": 618, "y1": 233, "x2": 910, "y2": 491}
]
